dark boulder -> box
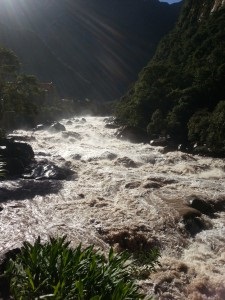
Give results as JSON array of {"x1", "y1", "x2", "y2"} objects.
[
  {"x1": 178, "y1": 207, "x2": 206, "y2": 236},
  {"x1": 161, "y1": 143, "x2": 179, "y2": 154},
  {"x1": 34, "y1": 121, "x2": 52, "y2": 131},
  {"x1": 105, "y1": 123, "x2": 119, "y2": 129},
  {"x1": 143, "y1": 181, "x2": 162, "y2": 189},
  {"x1": 23, "y1": 161, "x2": 75, "y2": 180},
  {"x1": 34, "y1": 124, "x2": 47, "y2": 131},
  {"x1": 99, "y1": 151, "x2": 117, "y2": 160},
  {"x1": 49, "y1": 122, "x2": 66, "y2": 132},
  {"x1": 183, "y1": 216, "x2": 208, "y2": 236},
  {"x1": 103, "y1": 117, "x2": 115, "y2": 123},
  {"x1": 0, "y1": 139, "x2": 34, "y2": 176},
  {"x1": 187, "y1": 196, "x2": 214, "y2": 216},
  {"x1": 115, "y1": 156, "x2": 137, "y2": 168},
  {"x1": 178, "y1": 143, "x2": 191, "y2": 153},
  {"x1": 116, "y1": 126, "x2": 148, "y2": 143},
  {"x1": 66, "y1": 120, "x2": 73, "y2": 125},
  {"x1": 150, "y1": 137, "x2": 168, "y2": 147},
  {"x1": 125, "y1": 181, "x2": 141, "y2": 189}
]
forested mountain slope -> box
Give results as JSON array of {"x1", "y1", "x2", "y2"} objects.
[
  {"x1": 116, "y1": 0, "x2": 225, "y2": 154},
  {"x1": 0, "y1": 0, "x2": 181, "y2": 100}
]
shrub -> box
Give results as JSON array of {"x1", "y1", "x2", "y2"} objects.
[{"x1": 4, "y1": 236, "x2": 152, "y2": 299}]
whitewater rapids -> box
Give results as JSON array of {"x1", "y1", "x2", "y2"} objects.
[{"x1": 0, "y1": 116, "x2": 225, "y2": 299}]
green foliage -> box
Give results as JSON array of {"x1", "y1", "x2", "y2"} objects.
[
  {"x1": 0, "y1": 46, "x2": 76, "y2": 131},
  {"x1": 188, "y1": 101, "x2": 225, "y2": 152},
  {"x1": 0, "y1": 47, "x2": 20, "y2": 83},
  {"x1": 206, "y1": 100, "x2": 225, "y2": 150},
  {"x1": 131, "y1": 248, "x2": 161, "y2": 280},
  {"x1": 188, "y1": 109, "x2": 210, "y2": 144},
  {"x1": 116, "y1": 2, "x2": 225, "y2": 153},
  {"x1": 147, "y1": 109, "x2": 165, "y2": 137},
  {"x1": 4, "y1": 236, "x2": 153, "y2": 299}
]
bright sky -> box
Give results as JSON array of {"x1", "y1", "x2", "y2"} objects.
[{"x1": 159, "y1": 0, "x2": 182, "y2": 3}]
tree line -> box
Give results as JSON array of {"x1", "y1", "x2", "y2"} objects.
[{"x1": 116, "y1": 1, "x2": 225, "y2": 155}]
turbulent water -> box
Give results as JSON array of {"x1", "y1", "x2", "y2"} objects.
[{"x1": 1, "y1": 116, "x2": 225, "y2": 299}]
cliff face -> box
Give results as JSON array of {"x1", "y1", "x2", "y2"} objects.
[
  {"x1": 176, "y1": 0, "x2": 225, "y2": 29},
  {"x1": 116, "y1": 0, "x2": 225, "y2": 153},
  {"x1": 211, "y1": 0, "x2": 225, "y2": 12}
]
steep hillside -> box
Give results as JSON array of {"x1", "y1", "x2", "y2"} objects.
[
  {"x1": 0, "y1": 0, "x2": 181, "y2": 100},
  {"x1": 116, "y1": 0, "x2": 225, "y2": 154}
]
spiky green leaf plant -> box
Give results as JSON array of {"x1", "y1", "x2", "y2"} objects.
[{"x1": 3, "y1": 236, "x2": 160, "y2": 299}]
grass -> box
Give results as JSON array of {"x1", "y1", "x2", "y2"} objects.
[{"x1": 3, "y1": 236, "x2": 160, "y2": 299}]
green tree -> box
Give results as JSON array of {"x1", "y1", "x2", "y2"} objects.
[
  {"x1": 0, "y1": 47, "x2": 20, "y2": 83},
  {"x1": 188, "y1": 109, "x2": 210, "y2": 144},
  {"x1": 147, "y1": 109, "x2": 165, "y2": 136},
  {"x1": 207, "y1": 101, "x2": 225, "y2": 150}
]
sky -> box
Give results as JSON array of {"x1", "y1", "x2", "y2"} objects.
[{"x1": 159, "y1": 0, "x2": 182, "y2": 3}]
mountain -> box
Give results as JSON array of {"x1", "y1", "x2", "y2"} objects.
[
  {"x1": 0, "y1": 0, "x2": 182, "y2": 100},
  {"x1": 116, "y1": 0, "x2": 225, "y2": 154}
]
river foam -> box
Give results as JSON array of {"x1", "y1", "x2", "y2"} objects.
[{"x1": 1, "y1": 116, "x2": 225, "y2": 299}]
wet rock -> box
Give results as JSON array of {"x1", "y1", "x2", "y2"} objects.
[
  {"x1": 81, "y1": 118, "x2": 86, "y2": 123},
  {"x1": 0, "y1": 140, "x2": 34, "y2": 176},
  {"x1": 125, "y1": 181, "x2": 141, "y2": 189},
  {"x1": 78, "y1": 193, "x2": 85, "y2": 198},
  {"x1": 23, "y1": 161, "x2": 74, "y2": 180},
  {"x1": 183, "y1": 216, "x2": 207, "y2": 236},
  {"x1": 146, "y1": 177, "x2": 177, "y2": 185},
  {"x1": 161, "y1": 144, "x2": 179, "y2": 154},
  {"x1": 62, "y1": 131, "x2": 81, "y2": 140},
  {"x1": 105, "y1": 123, "x2": 119, "y2": 129},
  {"x1": 35, "y1": 151, "x2": 51, "y2": 157},
  {"x1": 116, "y1": 126, "x2": 148, "y2": 143},
  {"x1": 0, "y1": 206, "x2": 3, "y2": 212},
  {"x1": 115, "y1": 156, "x2": 137, "y2": 168},
  {"x1": 150, "y1": 137, "x2": 168, "y2": 147},
  {"x1": 34, "y1": 123, "x2": 49, "y2": 131},
  {"x1": 143, "y1": 181, "x2": 162, "y2": 189},
  {"x1": 72, "y1": 154, "x2": 82, "y2": 160},
  {"x1": 178, "y1": 207, "x2": 209, "y2": 236},
  {"x1": 187, "y1": 196, "x2": 214, "y2": 216},
  {"x1": 99, "y1": 151, "x2": 117, "y2": 160},
  {"x1": 49, "y1": 122, "x2": 66, "y2": 132},
  {"x1": 103, "y1": 117, "x2": 115, "y2": 123},
  {"x1": 66, "y1": 120, "x2": 73, "y2": 125},
  {"x1": 178, "y1": 143, "x2": 191, "y2": 153}
]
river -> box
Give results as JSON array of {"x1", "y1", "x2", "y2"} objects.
[{"x1": 1, "y1": 116, "x2": 225, "y2": 299}]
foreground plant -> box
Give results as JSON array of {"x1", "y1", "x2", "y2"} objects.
[{"x1": 4, "y1": 236, "x2": 159, "y2": 299}]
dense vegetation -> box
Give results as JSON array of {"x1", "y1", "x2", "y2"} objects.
[
  {"x1": 2, "y1": 236, "x2": 160, "y2": 299},
  {"x1": 0, "y1": 46, "x2": 78, "y2": 132},
  {"x1": 116, "y1": 0, "x2": 225, "y2": 155}
]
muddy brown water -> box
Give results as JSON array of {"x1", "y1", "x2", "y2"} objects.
[{"x1": 1, "y1": 116, "x2": 225, "y2": 299}]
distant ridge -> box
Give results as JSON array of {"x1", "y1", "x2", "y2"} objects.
[{"x1": 0, "y1": 0, "x2": 182, "y2": 100}]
